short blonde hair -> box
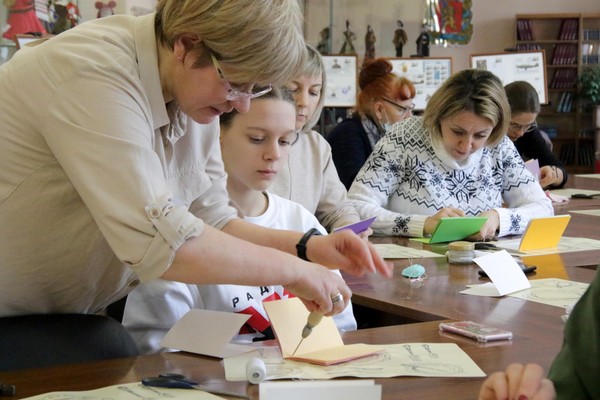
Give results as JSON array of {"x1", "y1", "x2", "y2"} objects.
[
  {"x1": 423, "y1": 69, "x2": 510, "y2": 147},
  {"x1": 155, "y1": 0, "x2": 306, "y2": 87},
  {"x1": 295, "y1": 44, "x2": 326, "y2": 133}
]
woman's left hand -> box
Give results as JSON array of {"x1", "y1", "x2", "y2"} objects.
[{"x1": 468, "y1": 209, "x2": 500, "y2": 241}]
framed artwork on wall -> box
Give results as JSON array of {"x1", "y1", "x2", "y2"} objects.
[
  {"x1": 387, "y1": 57, "x2": 453, "y2": 111},
  {"x1": 470, "y1": 50, "x2": 548, "y2": 104},
  {"x1": 322, "y1": 55, "x2": 357, "y2": 107}
]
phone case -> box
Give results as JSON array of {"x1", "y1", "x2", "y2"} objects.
[{"x1": 439, "y1": 321, "x2": 513, "y2": 342}]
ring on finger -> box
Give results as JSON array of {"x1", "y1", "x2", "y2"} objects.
[{"x1": 330, "y1": 292, "x2": 343, "y2": 304}]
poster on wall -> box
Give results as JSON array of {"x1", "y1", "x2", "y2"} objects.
[
  {"x1": 387, "y1": 57, "x2": 453, "y2": 111},
  {"x1": 322, "y1": 55, "x2": 357, "y2": 107},
  {"x1": 470, "y1": 51, "x2": 548, "y2": 104}
]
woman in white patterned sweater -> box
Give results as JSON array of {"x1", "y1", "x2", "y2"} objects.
[{"x1": 348, "y1": 69, "x2": 553, "y2": 240}]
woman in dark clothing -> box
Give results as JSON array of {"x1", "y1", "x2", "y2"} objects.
[
  {"x1": 505, "y1": 81, "x2": 567, "y2": 189},
  {"x1": 327, "y1": 58, "x2": 415, "y2": 189}
]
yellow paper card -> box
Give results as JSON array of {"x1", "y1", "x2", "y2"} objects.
[
  {"x1": 263, "y1": 298, "x2": 383, "y2": 365},
  {"x1": 519, "y1": 215, "x2": 571, "y2": 251}
]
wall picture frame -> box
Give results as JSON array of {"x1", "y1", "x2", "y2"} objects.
[
  {"x1": 322, "y1": 55, "x2": 358, "y2": 107},
  {"x1": 387, "y1": 57, "x2": 453, "y2": 111},
  {"x1": 470, "y1": 50, "x2": 548, "y2": 105}
]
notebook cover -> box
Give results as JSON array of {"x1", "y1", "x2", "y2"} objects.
[
  {"x1": 428, "y1": 217, "x2": 488, "y2": 244},
  {"x1": 519, "y1": 215, "x2": 571, "y2": 251}
]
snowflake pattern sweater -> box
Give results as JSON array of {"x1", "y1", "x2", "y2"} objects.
[{"x1": 348, "y1": 116, "x2": 553, "y2": 237}]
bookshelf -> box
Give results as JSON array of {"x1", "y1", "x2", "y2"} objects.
[{"x1": 516, "y1": 13, "x2": 600, "y2": 173}]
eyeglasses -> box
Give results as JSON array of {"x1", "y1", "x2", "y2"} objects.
[
  {"x1": 207, "y1": 48, "x2": 272, "y2": 101},
  {"x1": 509, "y1": 120, "x2": 537, "y2": 133},
  {"x1": 381, "y1": 98, "x2": 415, "y2": 116}
]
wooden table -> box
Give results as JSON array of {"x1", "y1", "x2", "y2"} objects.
[
  {"x1": 1, "y1": 177, "x2": 599, "y2": 400},
  {"x1": 342, "y1": 179, "x2": 600, "y2": 379},
  {"x1": 0, "y1": 321, "x2": 560, "y2": 400}
]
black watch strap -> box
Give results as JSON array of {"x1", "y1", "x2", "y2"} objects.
[{"x1": 296, "y1": 228, "x2": 322, "y2": 262}]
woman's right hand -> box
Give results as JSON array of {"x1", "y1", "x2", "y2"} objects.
[
  {"x1": 424, "y1": 208, "x2": 465, "y2": 235},
  {"x1": 478, "y1": 363, "x2": 556, "y2": 400},
  {"x1": 283, "y1": 262, "x2": 351, "y2": 317}
]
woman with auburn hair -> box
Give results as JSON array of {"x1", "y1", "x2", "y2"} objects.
[
  {"x1": 327, "y1": 57, "x2": 416, "y2": 189},
  {"x1": 348, "y1": 69, "x2": 552, "y2": 240},
  {"x1": 272, "y1": 44, "x2": 363, "y2": 232},
  {"x1": 0, "y1": 0, "x2": 391, "y2": 319}
]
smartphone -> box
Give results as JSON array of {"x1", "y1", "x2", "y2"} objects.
[
  {"x1": 478, "y1": 265, "x2": 537, "y2": 278},
  {"x1": 439, "y1": 321, "x2": 513, "y2": 342}
]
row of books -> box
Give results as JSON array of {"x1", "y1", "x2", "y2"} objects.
[
  {"x1": 581, "y1": 44, "x2": 600, "y2": 65},
  {"x1": 579, "y1": 128, "x2": 596, "y2": 139},
  {"x1": 583, "y1": 55, "x2": 600, "y2": 65},
  {"x1": 516, "y1": 44, "x2": 542, "y2": 51},
  {"x1": 538, "y1": 125, "x2": 557, "y2": 139},
  {"x1": 579, "y1": 143, "x2": 596, "y2": 166},
  {"x1": 516, "y1": 20, "x2": 534, "y2": 41},
  {"x1": 555, "y1": 92, "x2": 575, "y2": 113},
  {"x1": 583, "y1": 29, "x2": 600, "y2": 40},
  {"x1": 559, "y1": 142, "x2": 596, "y2": 166},
  {"x1": 558, "y1": 19, "x2": 579, "y2": 40},
  {"x1": 550, "y1": 68, "x2": 577, "y2": 89},
  {"x1": 517, "y1": 18, "x2": 580, "y2": 42},
  {"x1": 550, "y1": 44, "x2": 578, "y2": 65},
  {"x1": 559, "y1": 143, "x2": 577, "y2": 165}
]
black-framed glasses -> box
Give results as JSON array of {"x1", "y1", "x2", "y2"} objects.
[
  {"x1": 207, "y1": 48, "x2": 272, "y2": 101},
  {"x1": 509, "y1": 120, "x2": 537, "y2": 133},
  {"x1": 381, "y1": 98, "x2": 415, "y2": 116}
]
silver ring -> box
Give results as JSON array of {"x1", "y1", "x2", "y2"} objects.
[{"x1": 331, "y1": 292, "x2": 343, "y2": 303}]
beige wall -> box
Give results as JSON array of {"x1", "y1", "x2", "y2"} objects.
[{"x1": 304, "y1": 0, "x2": 600, "y2": 72}]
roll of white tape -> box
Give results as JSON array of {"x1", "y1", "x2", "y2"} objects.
[{"x1": 246, "y1": 357, "x2": 266, "y2": 384}]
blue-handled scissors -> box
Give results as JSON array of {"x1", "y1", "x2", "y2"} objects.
[{"x1": 142, "y1": 373, "x2": 250, "y2": 399}]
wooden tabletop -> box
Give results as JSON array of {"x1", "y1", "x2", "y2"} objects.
[
  {"x1": 1, "y1": 176, "x2": 598, "y2": 399},
  {"x1": 0, "y1": 321, "x2": 561, "y2": 400},
  {"x1": 345, "y1": 181, "x2": 600, "y2": 338}
]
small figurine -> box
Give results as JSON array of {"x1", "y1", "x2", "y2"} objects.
[
  {"x1": 339, "y1": 19, "x2": 356, "y2": 55},
  {"x1": 364, "y1": 24, "x2": 376, "y2": 63},
  {"x1": 50, "y1": 0, "x2": 80, "y2": 34},
  {"x1": 316, "y1": 27, "x2": 330, "y2": 55},
  {"x1": 416, "y1": 24, "x2": 430, "y2": 57},
  {"x1": 95, "y1": 1, "x2": 117, "y2": 18},
  {"x1": 2, "y1": 0, "x2": 47, "y2": 40},
  {"x1": 392, "y1": 20, "x2": 408, "y2": 57}
]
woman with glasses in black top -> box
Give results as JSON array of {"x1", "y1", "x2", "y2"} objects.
[{"x1": 505, "y1": 81, "x2": 567, "y2": 189}]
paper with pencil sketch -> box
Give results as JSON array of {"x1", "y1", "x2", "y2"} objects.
[
  {"x1": 373, "y1": 243, "x2": 444, "y2": 259},
  {"x1": 223, "y1": 342, "x2": 485, "y2": 381},
  {"x1": 263, "y1": 298, "x2": 383, "y2": 365},
  {"x1": 20, "y1": 382, "x2": 223, "y2": 400}
]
